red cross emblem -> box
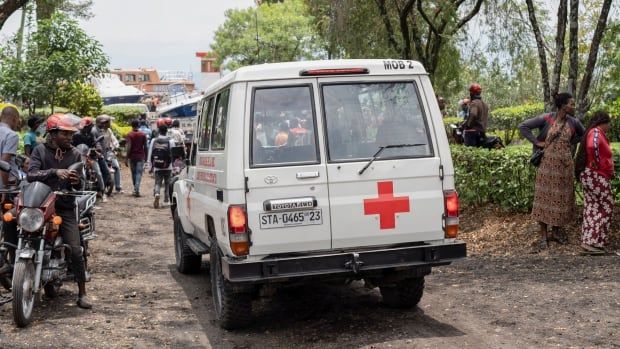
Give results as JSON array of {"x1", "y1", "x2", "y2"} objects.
[{"x1": 363, "y1": 181, "x2": 410, "y2": 230}]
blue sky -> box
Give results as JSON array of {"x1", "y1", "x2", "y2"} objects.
[{"x1": 1, "y1": 0, "x2": 255, "y2": 77}]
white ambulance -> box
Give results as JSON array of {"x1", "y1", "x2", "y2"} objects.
[{"x1": 171, "y1": 59, "x2": 466, "y2": 329}]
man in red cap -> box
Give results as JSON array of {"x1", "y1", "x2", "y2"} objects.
[
  {"x1": 463, "y1": 83, "x2": 489, "y2": 147},
  {"x1": 28, "y1": 113, "x2": 93, "y2": 309}
]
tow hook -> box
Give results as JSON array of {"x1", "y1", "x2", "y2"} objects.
[{"x1": 344, "y1": 252, "x2": 364, "y2": 274}]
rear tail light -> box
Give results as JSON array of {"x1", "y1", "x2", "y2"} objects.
[
  {"x1": 228, "y1": 205, "x2": 250, "y2": 256},
  {"x1": 443, "y1": 190, "x2": 459, "y2": 238}
]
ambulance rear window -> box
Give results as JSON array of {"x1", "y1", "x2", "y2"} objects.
[
  {"x1": 322, "y1": 82, "x2": 433, "y2": 161},
  {"x1": 250, "y1": 85, "x2": 319, "y2": 167}
]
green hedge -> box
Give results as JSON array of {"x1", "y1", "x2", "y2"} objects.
[
  {"x1": 488, "y1": 103, "x2": 544, "y2": 145},
  {"x1": 451, "y1": 143, "x2": 620, "y2": 212},
  {"x1": 101, "y1": 105, "x2": 147, "y2": 126}
]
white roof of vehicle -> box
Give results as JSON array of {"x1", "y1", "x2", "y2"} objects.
[{"x1": 205, "y1": 59, "x2": 427, "y2": 95}]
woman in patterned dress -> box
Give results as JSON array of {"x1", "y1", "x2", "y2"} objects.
[
  {"x1": 519, "y1": 93, "x2": 585, "y2": 249},
  {"x1": 575, "y1": 111, "x2": 614, "y2": 254}
]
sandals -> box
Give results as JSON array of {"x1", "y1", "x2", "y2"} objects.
[
  {"x1": 549, "y1": 230, "x2": 568, "y2": 245},
  {"x1": 580, "y1": 243, "x2": 605, "y2": 255},
  {"x1": 538, "y1": 238, "x2": 548, "y2": 251}
]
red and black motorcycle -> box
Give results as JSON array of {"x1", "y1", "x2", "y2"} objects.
[{"x1": 3, "y1": 162, "x2": 97, "y2": 326}]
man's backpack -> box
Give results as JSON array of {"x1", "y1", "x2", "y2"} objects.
[{"x1": 151, "y1": 137, "x2": 172, "y2": 169}]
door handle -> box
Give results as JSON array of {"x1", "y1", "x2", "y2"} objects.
[{"x1": 296, "y1": 171, "x2": 319, "y2": 179}]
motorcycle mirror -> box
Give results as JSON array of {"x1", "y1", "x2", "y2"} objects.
[
  {"x1": 0, "y1": 160, "x2": 10, "y2": 173},
  {"x1": 67, "y1": 162, "x2": 84, "y2": 173}
]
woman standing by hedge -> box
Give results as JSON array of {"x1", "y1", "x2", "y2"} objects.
[
  {"x1": 575, "y1": 111, "x2": 614, "y2": 254},
  {"x1": 519, "y1": 93, "x2": 585, "y2": 250}
]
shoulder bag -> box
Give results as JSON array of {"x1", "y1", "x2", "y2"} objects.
[{"x1": 530, "y1": 120, "x2": 566, "y2": 167}]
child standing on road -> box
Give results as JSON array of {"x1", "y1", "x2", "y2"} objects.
[{"x1": 147, "y1": 122, "x2": 175, "y2": 208}]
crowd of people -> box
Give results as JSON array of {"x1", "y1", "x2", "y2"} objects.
[{"x1": 0, "y1": 106, "x2": 187, "y2": 309}]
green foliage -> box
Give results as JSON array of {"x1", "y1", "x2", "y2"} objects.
[
  {"x1": 56, "y1": 81, "x2": 102, "y2": 116},
  {"x1": 488, "y1": 103, "x2": 545, "y2": 145},
  {"x1": 101, "y1": 104, "x2": 147, "y2": 126},
  {"x1": 0, "y1": 12, "x2": 108, "y2": 114},
  {"x1": 111, "y1": 122, "x2": 131, "y2": 140},
  {"x1": 451, "y1": 144, "x2": 537, "y2": 212},
  {"x1": 212, "y1": 0, "x2": 323, "y2": 71}
]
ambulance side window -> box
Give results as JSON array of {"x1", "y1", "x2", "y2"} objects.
[
  {"x1": 211, "y1": 89, "x2": 230, "y2": 150},
  {"x1": 250, "y1": 85, "x2": 318, "y2": 167},
  {"x1": 198, "y1": 97, "x2": 215, "y2": 150}
]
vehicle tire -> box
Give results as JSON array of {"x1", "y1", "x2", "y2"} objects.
[
  {"x1": 380, "y1": 276, "x2": 425, "y2": 308},
  {"x1": 12, "y1": 259, "x2": 36, "y2": 327},
  {"x1": 210, "y1": 242, "x2": 252, "y2": 329},
  {"x1": 43, "y1": 282, "x2": 61, "y2": 299},
  {"x1": 173, "y1": 209, "x2": 201, "y2": 274}
]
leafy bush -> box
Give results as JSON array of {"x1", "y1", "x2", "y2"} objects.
[
  {"x1": 56, "y1": 81, "x2": 103, "y2": 117},
  {"x1": 451, "y1": 144, "x2": 537, "y2": 212},
  {"x1": 488, "y1": 103, "x2": 544, "y2": 145},
  {"x1": 452, "y1": 143, "x2": 620, "y2": 212},
  {"x1": 111, "y1": 122, "x2": 132, "y2": 140},
  {"x1": 442, "y1": 117, "x2": 463, "y2": 143},
  {"x1": 101, "y1": 105, "x2": 148, "y2": 126}
]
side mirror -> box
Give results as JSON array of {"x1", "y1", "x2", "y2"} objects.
[
  {"x1": 0, "y1": 160, "x2": 10, "y2": 173},
  {"x1": 68, "y1": 162, "x2": 84, "y2": 173}
]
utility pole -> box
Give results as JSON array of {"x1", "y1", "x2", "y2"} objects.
[{"x1": 16, "y1": 2, "x2": 29, "y2": 61}]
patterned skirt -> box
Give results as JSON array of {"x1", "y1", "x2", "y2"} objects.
[
  {"x1": 580, "y1": 167, "x2": 613, "y2": 247},
  {"x1": 531, "y1": 147, "x2": 575, "y2": 226}
]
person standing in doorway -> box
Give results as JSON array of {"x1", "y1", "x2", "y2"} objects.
[
  {"x1": 463, "y1": 83, "x2": 489, "y2": 147},
  {"x1": 125, "y1": 119, "x2": 148, "y2": 197},
  {"x1": 147, "y1": 121, "x2": 175, "y2": 208}
]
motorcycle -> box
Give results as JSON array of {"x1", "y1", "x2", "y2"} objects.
[
  {"x1": 76, "y1": 143, "x2": 103, "y2": 193},
  {"x1": 449, "y1": 122, "x2": 504, "y2": 149},
  {"x1": 7, "y1": 162, "x2": 97, "y2": 327},
  {"x1": 0, "y1": 160, "x2": 19, "y2": 305},
  {"x1": 104, "y1": 149, "x2": 117, "y2": 196}
]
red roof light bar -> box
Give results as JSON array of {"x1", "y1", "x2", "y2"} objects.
[{"x1": 299, "y1": 68, "x2": 369, "y2": 76}]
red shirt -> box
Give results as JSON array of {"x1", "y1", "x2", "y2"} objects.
[
  {"x1": 126, "y1": 130, "x2": 147, "y2": 161},
  {"x1": 585, "y1": 127, "x2": 614, "y2": 179}
]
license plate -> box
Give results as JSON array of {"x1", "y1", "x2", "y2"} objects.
[{"x1": 259, "y1": 209, "x2": 322, "y2": 229}]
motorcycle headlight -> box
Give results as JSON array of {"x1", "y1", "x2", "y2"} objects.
[{"x1": 18, "y1": 208, "x2": 45, "y2": 233}]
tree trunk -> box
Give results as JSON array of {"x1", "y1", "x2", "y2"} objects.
[
  {"x1": 35, "y1": 0, "x2": 60, "y2": 21},
  {"x1": 525, "y1": 0, "x2": 552, "y2": 111},
  {"x1": 550, "y1": 0, "x2": 567, "y2": 99},
  {"x1": 576, "y1": 0, "x2": 613, "y2": 118},
  {"x1": 567, "y1": 0, "x2": 579, "y2": 95},
  {"x1": 0, "y1": 0, "x2": 29, "y2": 30}
]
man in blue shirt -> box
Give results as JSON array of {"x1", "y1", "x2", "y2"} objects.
[{"x1": 23, "y1": 115, "x2": 43, "y2": 157}]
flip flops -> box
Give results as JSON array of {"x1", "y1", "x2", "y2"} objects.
[{"x1": 580, "y1": 243, "x2": 605, "y2": 255}]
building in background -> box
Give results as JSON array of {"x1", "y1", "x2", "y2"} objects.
[
  {"x1": 195, "y1": 52, "x2": 221, "y2": 90},
  {"x1": 109, "y1": 68, "x2": 195, "y2": 95}
]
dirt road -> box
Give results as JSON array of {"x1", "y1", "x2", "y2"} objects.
[{"x1": 1, "y1": 173, "x2": 619, "y2": 349}]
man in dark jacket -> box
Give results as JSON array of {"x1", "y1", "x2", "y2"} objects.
[
  {"x1": 73, "y1": 117, "x2": 106, "y2": 199},
  {"x1": 463, "y1": 83, "x2": 489, "y2": 147},
  {"x1": 28, "y1": 113, "x2": 92, "y2": 309}
]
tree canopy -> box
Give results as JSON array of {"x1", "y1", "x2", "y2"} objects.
[
  {"x1": 211, "y1": 0, "x2": 323, "y2": 71},
  {"x1": 0, "y1": 12, "x2": 108, "y2": 114}
]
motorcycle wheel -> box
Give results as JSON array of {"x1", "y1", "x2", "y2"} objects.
[
  {"x1": 43, "y1": 282, "x2": 61, "y2": 299},
  {"x1": 12, "y1": 259, "x2": 36, "y2": 327}
]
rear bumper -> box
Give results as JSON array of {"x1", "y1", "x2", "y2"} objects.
[{"x1": 221, "y1": 241, "x2": 466, "y2": 283}]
